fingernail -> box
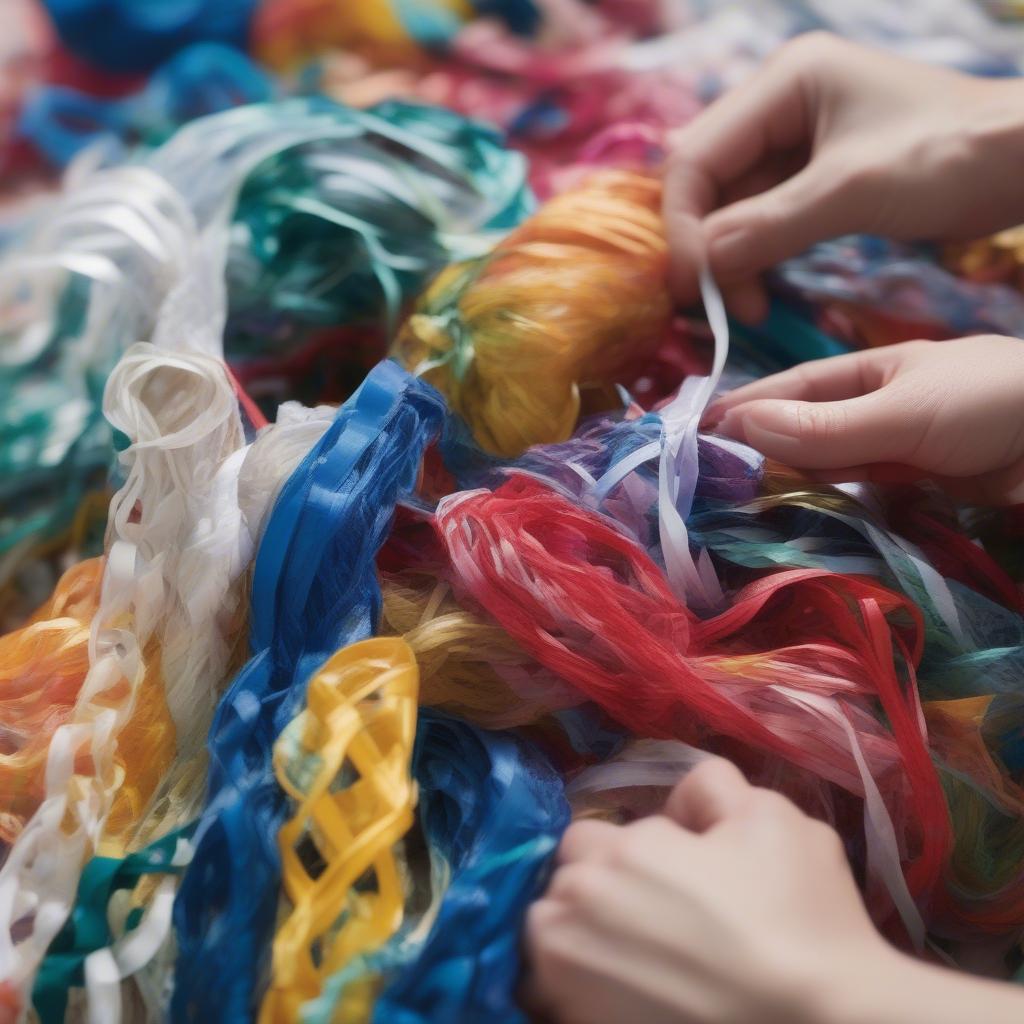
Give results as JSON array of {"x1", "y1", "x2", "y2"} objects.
[
  {"x1": 715, "y1": 409, "x2": 747, "y2": 443},
  {"x1": 742, "y1": 420, "x2": 807, "y2": 462},
  {"x1": 708, "y1": 226, "x2": 750, "y2": 271},
  {"x1": 700, "y1": 400, "x2": 724, "y2": 428}
]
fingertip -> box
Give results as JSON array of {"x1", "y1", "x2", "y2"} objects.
[
  {"x1": 556, "y1": 818, "x2": 620, "y2": 865},
  {"x1": 723, "y1": 279, "x2": 769, "y2": 325},
  {"x1": 714, "y1": 407, "x2": 749, "y2": 444},
  {"x1": 664, "y1": 211, "x2": 705, "y2": 308},
  {"x1": 664, "y1": 757, "x2": 751, "y2": 832}
]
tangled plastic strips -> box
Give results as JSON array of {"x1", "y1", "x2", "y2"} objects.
[
  {"x1": 0, "y1": 162, "x2": 198, "y2": 577},
  {"x1": 0, "y1": 339, "x2": 245, "y2": 1015},
  {"x1": 302, "y1": 709, "x2": 569, "y2": 1024},
  {"x1": 391, "y1": 169, "x2": 670, "y2": 457},
  {"x1": 170, "y1": 361, "x2": 444, "y2": 1023},
  {"x1": 434, "y1": 474, "x2": 954, "y2": 944},
  {"x1": 0, "y1": 95, "x2": 532, "y2": 587},
  {"x1": 259, "y1": 636, "x2": 419, "y2": 1023},
  {"x1": 25, "y1": 401, "x2": 336, "y2": 1023}
]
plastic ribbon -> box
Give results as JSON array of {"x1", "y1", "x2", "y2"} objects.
[
  {"x1": 259, "y1": 637, "x2": 419, "y2": 1023},
  {"x1": 0, "y1": 341, "x2": 245, "y2": 1017},
  {"x1": 32, "y1": 825, "x2": 194, "y2": 1024},
  {"x1": 171, "y1": 360, "x2": 444, "y2": 1022},
  {"x1": 306, "y1": 710, "x2": 570, "y2": 1024},
  {"x1": 435, "y1": 474, "x2": 952, "y2": 934},
  {"x1": 392, "y1": 169, "x2": 670, "y2": 457}
]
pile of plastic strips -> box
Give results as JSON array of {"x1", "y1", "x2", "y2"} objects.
[{"x1": 4, "y1": 0, "x2": 1024, "y2": 1021}]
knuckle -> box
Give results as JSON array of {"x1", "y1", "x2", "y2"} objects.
[
  {"x1": 781, "y1": 30, "x2": 843, "y2": 70},
  {"x1": 613, "y1": 817, "x2": 673, "y2": 869},
  {"x1": 795, "y1": 401, "x2": 848, "y2": 445},
  {"x1": 686, "y1": 757, "x2": 743, "y2": 794},
  {"x1": 525, "y1": 899, "x2": 559, "y2": 951},
  {"x1": 552, "y1": 863, "x2": 607, "y2": 906}
]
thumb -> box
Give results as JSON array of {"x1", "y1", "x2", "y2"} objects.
[
  {"x1": 718, "y1": 388, "x2": 917, "y2": 469},
  {"x1": 705, "y1": 158, "x2": 854, "y2": 281},
  {"x1": 664, "y1": 758, "x2": 751, "y2": 833}
]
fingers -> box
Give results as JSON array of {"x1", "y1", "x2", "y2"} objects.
[
  {"x1": 556, "y1": 819, "x2": 622, "y2": 865},
  {"x1": 716, "y1": 389, "x2": 919, "y2": 469},
  {"x1": 663, "y1": 49, "x2": 812, "y2": 305},
  {"x1": 706, "y1": 347, "x2": 898, "y2": 421},
  {"x1": 704, "y1": 156, "x2": 857, "y2": 285},
  {"x1": 663, "y1": 758, "x2": 751, "y2": 833}
]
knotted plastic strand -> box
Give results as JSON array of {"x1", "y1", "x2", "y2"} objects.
[{"x1": 259, "y1": 637, "x2": 419, "y2": 1022}]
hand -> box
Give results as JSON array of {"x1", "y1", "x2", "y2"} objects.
[
  {"x1": 524, "y1": 759, "x2": 1024, "y2": 1024},
  {"x1": 707, "y1": 335, "x2": 1024, "y2": 505},
  {"x1": 663, "y1": 33, "x2": 1024, "y2": 321},
  {"x1": 524, "y1": 759, "x2": 890, "y2": 1024}
]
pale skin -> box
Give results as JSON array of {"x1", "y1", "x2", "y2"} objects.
[{"x1": 525, "y1": 33, "x2": 1024, "y2": 1023}]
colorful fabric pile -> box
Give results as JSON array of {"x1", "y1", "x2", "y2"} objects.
[{"x1": 3, "y1": 0, "x2": 1024, "y2": 1020}]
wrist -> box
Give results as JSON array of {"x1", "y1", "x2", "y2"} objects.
[{"x1": 809, "y1": 947, "x2": 1024, "y2": 1024}]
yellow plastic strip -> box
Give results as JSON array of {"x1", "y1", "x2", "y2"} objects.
[{"x1": 259, "y1": 636, "x2": 419, "y2": 1023}]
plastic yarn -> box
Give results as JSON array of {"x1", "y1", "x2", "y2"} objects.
[
  {"x1": 171, "y1": 360, "x2": 444, "y2": 1023},
  {"x1": 307, "y1": 710, "x2": 569, "y2": 1024},
  {"x1": 0, "y1": 557, "x2": 102, "y2": 844},
  {"x1": 381, "y1": 569, "x2": 584, "y2": 729},
  {"x1": 0, "y1": 339, "x2": 246, "y2": 1016},
  {"x1": 260, "y1": 637, "x2": 419, "y2": 1023},
  {"x1": 0, "y1": 161, "x2": 198, "y2": 578},
  {"x1": 0, "y1": 95, "x2": 530, "y2": 582},
  {"x1": 32, "y1": 825, "x2": 194, "y2": 1024},
  {"x1": 391, "y1": 169, "x2": 670, "y2": 456},
  {"x1": 220, "y1": 98, "x2": 533, "y2": 352},
  {"x1": 435, "y1": 474, "x2": 952, "y2": 937}
]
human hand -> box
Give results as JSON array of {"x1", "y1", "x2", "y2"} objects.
[
  {"x1": 707, "y1": 335, "x2": 1024, "y2": 505},
  {"x1": 524, "y1": 759, "x2": 892, "y2": 1024},
  {"x1": 663, "y1": 33, "x2": 1024, "y2": 320},
  {"x1": 524, "y1": 758, "x2": 1024, "y2": 1024}
]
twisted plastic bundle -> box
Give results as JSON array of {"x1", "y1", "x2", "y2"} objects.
[
  {"x1": 0, "y1": 340, "x2": 245, "y2": 1016},
  {"x1": 305, "y1": 710, "x2": 569, "y2": 1023},
  {"x1": 435, "y1": 474, "x2": 952, "y2": 941},
  {"x1": 0, "y1": 558, "x2": 102, "y2": 844},
  {"x1": 260, "y1": 637, "x2": 419, "y2": 1023},
  {"x1": 381, "y1": 570, "x2": 581, "y2": 728},
  {"x1": 171, "y1": 361, "x2": 444, "y2": 1022},
  {"x1": 392, "y1": 169, "x2": 670, "y2": 456},
  {"x1": 26, "y1": 400, "x2": 339, "y2": 1022},
  {"x1": 0, "y1": 161, "x2": 197, "y2": 578},
  {"x1": 0, "y1": 96, "x2": 530, "y2": 581},
  {"x1": 220, "y1": 98, "x2": 533, "y2": 354}
]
